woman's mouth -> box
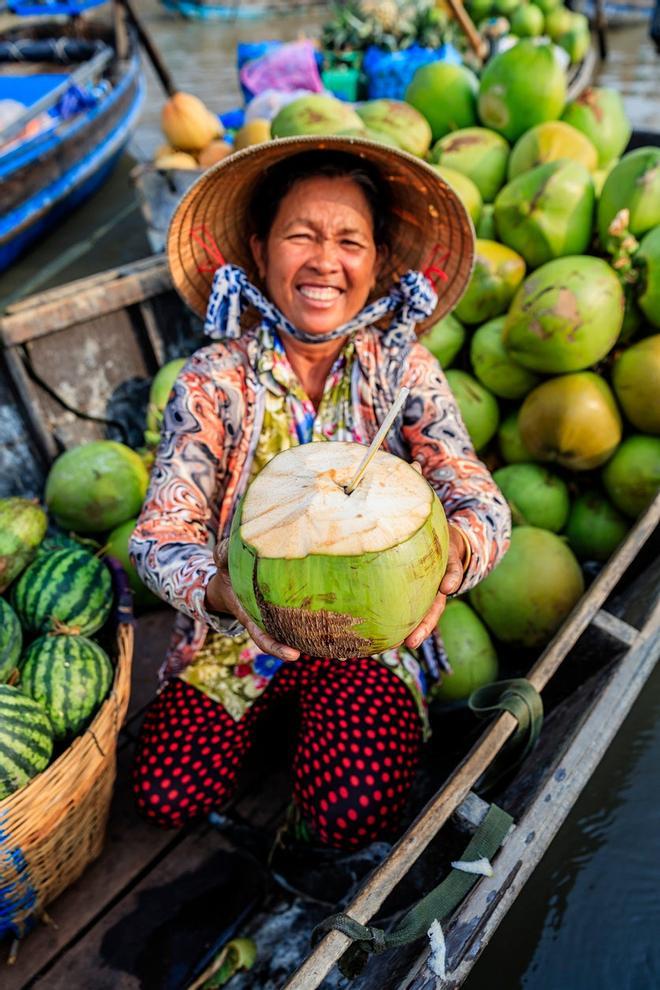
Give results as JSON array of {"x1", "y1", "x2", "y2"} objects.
[{"x1": 297, "y1": 284, "x2": 343, "y2": 305}]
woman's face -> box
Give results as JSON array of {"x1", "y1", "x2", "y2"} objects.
[{"x1": 250, "y1": 175, "x2": 381, "y2": 335}]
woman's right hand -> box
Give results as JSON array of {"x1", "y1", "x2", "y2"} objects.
[{"x1": 205, "y1": 540, "x2": 300, "y2": 662}]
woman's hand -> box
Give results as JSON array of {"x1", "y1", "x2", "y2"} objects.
[
  {"x1": 205, "y1": 540, "x2": 300, "y2": 662},
  {"x1": 404, "y1": 524, "x2": 468, "y2": 651}
]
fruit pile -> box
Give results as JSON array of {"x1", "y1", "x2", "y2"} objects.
[
  {"x1": 0, "y1": 498, "x2": 117, "y2": 801},
  {"x1": 467, "y1": 0, "x2": 591, "y2": 63}
]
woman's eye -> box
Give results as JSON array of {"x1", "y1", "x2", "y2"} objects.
[
  {"x1": 288, "y1": 232, "x2": 312, "y2": 242},
  {"x1": 342, "y1": 239, "x2": 364, "y2": 249}
]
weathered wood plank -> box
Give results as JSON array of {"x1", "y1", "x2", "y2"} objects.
[
  {"x1": 3, "y1": 257, "x2": 165, "y2": 317},
  {"x1": 402, "y1": 594, "x2": 660, "y2": 990},
  {"x1": 22, "y1": 310, "x2": 154, "y2": 453},
  {"x1": 125, "y1": 608, "x2": 176, "y2": 727},
  {"x1": 0, "y1": 258, "x2": 170, "y2": 346},
  {"x1": 592, "y1": 608, "x2": 639, "y2": 647}
]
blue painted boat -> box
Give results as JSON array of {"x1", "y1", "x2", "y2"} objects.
[
  {"x1": 160, "y1": 0, "x2": 323, "y2": 21},
  {"x1": 0, "y1": 6, "x2": 144, "y2": 272}
]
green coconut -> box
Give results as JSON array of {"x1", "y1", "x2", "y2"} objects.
[
  {"x1": 498, "y1": 409, "x2": 534, "y2": 463},
  {"x1": 602, "y1": 435, "x2": 660, "y2": 518},
  {"x1": 510, "y1": 4, "x2": 545, "y2": 37},
  {"x1": 494, "y1": 160, "x2": 595, "y2": 269},
  {"x1": 45, "y1": 440, "x2": 149, "y2": 534},
  {"x1": 405, "y1": 62, "x2": 479, "y2": 142},
  {"x1": 519, "y1": 372, "x2": 622, "y2": 471},
  {"x1": 535, "y1": 0, "x2": 560, "y2": 12},
  {"x1": 429, "y1": 127, "x2": 510, "y2": 202},
  {"x1": 477, "y1": 41, "x2": 567, "y2": 143},
  {"x1": 421, "y1": 313, "x2": 466, "y2": 368},
  {"x1": 228, "y1": 442, "x2": 449, "y2": 658},
  {"x1": 433, "y1": 600, "x2": 499, "y2": 703},
  {"x1": 544, "y1": 5, "x2": 573, "y2": 38},
  {"x1": 597, "y1": 147, "x2": 660, "y2": 247},
  {"x1": 445, "y1": 370, "x2": 500, "y2": 451},
  {"x1": 455, "y1": 239, "x2": 526, "y2": 325},
  {"x1": 337, "y1": 127, "x2": 402, "y2": 148},
  {"x1": 612, "y1": 335, "x2": 660, "y2": 434},
  {"x1": 492, "y1": 463, "x2": 570, "y2": 531},
  {"x1": 145, "y1": 357, "x2": 186, "y2": 442},
  {"x1": 355, "y1": 100, "x2": 432, "y2": 157},
  {"x1": 470, "y1": 526, "x2": 584, "y2": 647},
  {"x1": 271, "y1": 95, "x2": 365, "y2": 138},
  {"x1": 565, "y1": 492, "x2": 629, "y2": 561},
  {"x1": 557, "y1": 16, "x2": 591, "y2": 64},
  {"x1": 0, "y1": 497, "x2": 48, "y2": 594},
  {"x1": 561, "y1": 87, "x2": 631, "y2": 168},
  {"x1": 105, "y1": 518, "x2": 161, "y2": 610},
  {"x1": 476, "y1": 204, "x2": 497, "y2": 240},
  {"x1": 470, "y1": 316, "x2": 540, "y2": 399},
  {"x1": 507, "y1": 121, "x2": 598, "y2": 180},
  {"x1": 503, "y1": 256, "x2": 624, "y2": 372},
  {"x1": 634, "y1": 225, "x2": 660, "y2": 328},
  {"x1": 433, "y1": 165, "x2": 482, "y2": 225},
  {"x1": 467, "y1": 0, "x2": 495, "y2": 20}
]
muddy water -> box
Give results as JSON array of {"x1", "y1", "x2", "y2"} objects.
[{"x1": 0, "y1": 7, "x2": 659, "y2": 986}]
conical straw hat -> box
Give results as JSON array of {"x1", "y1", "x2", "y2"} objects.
[{"x1": 167, "y1": 135, "x2": 475, "y2": 333}]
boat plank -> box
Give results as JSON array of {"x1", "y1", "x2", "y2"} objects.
[
  {"x1": 125, "y1": 607, "x2": 176, "y2": 726},
  {"x1": 0, "y1": 259, "x2": 170, "y2": 346},
  {"x1": 3, "y1": 256, "x2": 167, "y2": 317},
  {"x1": 20, "y1": 309, "x2": 153, "y2": 451},
  {"x1": 404, "y1": 595, "x2": 660, "y2": 990}
]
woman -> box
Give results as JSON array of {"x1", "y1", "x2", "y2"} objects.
[{"x1": 130, "y1": 136, "x2": 511, "y2": 850}]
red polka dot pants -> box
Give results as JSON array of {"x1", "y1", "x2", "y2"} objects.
[{"x1": 132, "y1": 656, "x2": 424, "y2": 850}]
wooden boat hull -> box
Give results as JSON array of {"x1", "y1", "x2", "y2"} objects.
[
  {"x1": 0, "y1": 249, "x2": 658, "y2": 987},
  {"x1": 0, "y1": 24, "x2": 144, "y2": 273}
]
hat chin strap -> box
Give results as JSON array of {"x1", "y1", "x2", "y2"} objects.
[{"x1": 203, "y1": 265, "x2": 437, "y2": 347}]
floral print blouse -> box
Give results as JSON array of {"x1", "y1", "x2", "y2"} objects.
[{"x1": 130, "y1": 322, "x2": 511, "y2": 737}]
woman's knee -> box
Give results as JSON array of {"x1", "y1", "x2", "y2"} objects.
[{"x1": 131, "y1": 678, "x2": 248, "y2": 828}]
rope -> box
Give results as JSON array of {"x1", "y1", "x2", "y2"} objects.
[
  {"x1": 312, "y1": 803, "x2": 514, "y2": 979},
  {"x1": 468, "y1": 678, "x2": 544, "y2": 792}
]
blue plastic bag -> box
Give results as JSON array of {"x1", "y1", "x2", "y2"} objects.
[{"x1": 363, "y1": 43, "x2": 462, "y2": 100}]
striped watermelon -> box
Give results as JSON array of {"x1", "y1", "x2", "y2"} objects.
[
  {"x1": 11, "y1": 548, "x2": 113, "y2": 635},
  {"x1": 0, "y1": 598, "x2": 22, "y2": 684},
  {"x1": 0, "y1": 685, "x2": 53, "y2": 800},
  {"x1": 20, "y1": 634, "x2": 113, "y2": 741}
]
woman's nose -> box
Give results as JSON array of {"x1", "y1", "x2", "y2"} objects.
[{"x1": 309, "y1": 238, "x2": 340, "y2": 271}]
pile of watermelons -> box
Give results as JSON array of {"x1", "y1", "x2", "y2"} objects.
[{"x1": 0, "y1": 498, "x2": 120, "y2": 800}]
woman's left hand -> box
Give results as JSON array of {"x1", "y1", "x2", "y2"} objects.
[{"x1": 404, "y1": 524, "x2": 467, "y2": 651}]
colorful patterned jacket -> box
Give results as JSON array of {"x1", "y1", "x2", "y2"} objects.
[{"x1": 130, "y1": 323, "x2": 511, "y2": 708}]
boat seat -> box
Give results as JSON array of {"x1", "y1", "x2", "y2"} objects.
[{"x1": 0, "y1": 73, "x2": 68, "y2": 107}]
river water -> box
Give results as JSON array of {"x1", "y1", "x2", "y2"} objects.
[{"x1": 1, "y1": 6, "x2": 659, "y2": 986}]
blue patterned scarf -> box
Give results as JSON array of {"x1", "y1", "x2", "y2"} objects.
[{"x1": 204, "y1": 264, "x2": 437, "y2": 347}]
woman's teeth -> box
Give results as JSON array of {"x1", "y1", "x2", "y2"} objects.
[{"x1": 298, "y1": 285, "x2": 341, "y2": 301}]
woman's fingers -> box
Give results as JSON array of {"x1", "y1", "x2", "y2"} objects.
[
  {"x1": 224, "y1": 584, "x2": 300, "y2": 662},
  {"x1": 404, "y1": 591, "x2": 447, "y2": 650},
  {"x1": 440, "y1": 529, "x2": 466, "y2": 595}
]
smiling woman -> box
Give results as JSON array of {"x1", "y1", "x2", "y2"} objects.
[{"x1": 128, "y1": 135, "x2": 511, "y2": 853}]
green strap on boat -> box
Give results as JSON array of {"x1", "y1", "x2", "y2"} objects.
[
  {"x1": 312, "y1": 802, "x2": 513, "y2": 979},
  {"x1": 468, "y1": 678, "x2": 544, "y2": 792}
]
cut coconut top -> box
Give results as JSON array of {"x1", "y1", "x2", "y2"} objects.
[{"x1": 240, "y1": 442, "x2": 435, "y2": 559}]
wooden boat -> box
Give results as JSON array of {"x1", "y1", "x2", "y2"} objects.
[
  {"x1": 0, "y1": 244, "x2": 658, "y2": 988},
  {"x1": 578, "y1": 0, "x2": 654, "y2": 26},
  {"x1": 160, "y1": 0, "x2": 327, "y2": 20},
  {"x1": 0, "y1": 1, "x2": 144, "y2": 273}
]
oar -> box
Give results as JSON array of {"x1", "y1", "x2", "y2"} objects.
[
  {"x1": 442, "y1": 0, "x2": 488, "y2": 61},
  {"x1": 343, "y1": 386, "x2": 410, "y2": 495},
  {"x1": 115, "y1": 0, "x2": 177, "y2": 97}
]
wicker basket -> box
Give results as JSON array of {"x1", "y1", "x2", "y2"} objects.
[{"x1": 0, "y1": 621, "x2": 133, "y2": 939}]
